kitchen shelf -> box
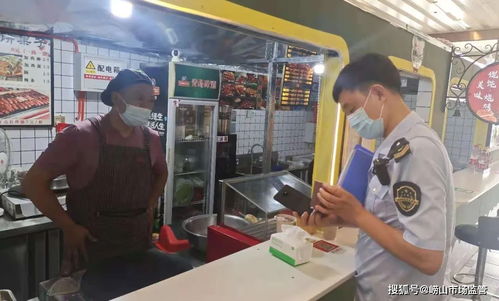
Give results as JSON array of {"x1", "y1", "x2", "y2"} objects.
[
  {"x1": 173, "y1": 200, "x2": 205, "y2": 208},
  {"x1": 175, "y1": 170, "x2": 206, "y2": 176},
  {"x1": 176, "y1": 138, "x2": 208, "y2": 143}
]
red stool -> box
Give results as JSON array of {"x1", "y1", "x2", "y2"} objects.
[{"x1": 154, "y1": 225, "x2": 190, "y2": 253}]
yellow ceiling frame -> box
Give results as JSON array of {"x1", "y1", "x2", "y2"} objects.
[{"x1": 141, "y1": 0, "x2": 351, "y2": 185}]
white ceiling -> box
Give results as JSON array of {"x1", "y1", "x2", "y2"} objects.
[
  {"x1": 0, "y1": 0, "x2": 271, "y2": 63},
  {"x1": 344, "y1": 0, "x2": 499, "y2": 34}
]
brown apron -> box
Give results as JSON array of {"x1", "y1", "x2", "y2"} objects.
[{"x1": 66, "y1": 117, "x2": 153, "y2": 264}]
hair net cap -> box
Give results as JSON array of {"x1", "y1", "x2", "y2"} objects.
[{"x1": 101, "y1": 69, "x2": 153, "y2": 106}]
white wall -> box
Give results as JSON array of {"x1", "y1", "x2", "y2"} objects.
[
  {"x1": 4, "y1": 39, "x2": 165, "y2": 170},
  {"x1": 415, "y1": 78, "x2": 432, "y2": 123}
]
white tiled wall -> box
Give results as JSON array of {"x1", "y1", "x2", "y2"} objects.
[
  {"x1": 234, "y1": 110, "x2": 265, "y2": 155},
  {"x1": 233, "y1": 109, "x2": 314, "y2": 160},
  {"x1": 4, "y1": 39, "x2": 165, "y2": 170},
  {"x1": 415, "y1": 78, "x2": 432, "y2": 123},
  {"x1": 403, "y1": 94, "x2": 417, "y2": 110},
  {"x1": 402, "y1": 79, "x2": 432, "y2": 124},
  {"x1": 444, "y1": 107, "x2": 476, "y2": 169}
]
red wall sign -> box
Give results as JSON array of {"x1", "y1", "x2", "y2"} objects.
[{"x1": 467, "y1": 63, "x2": 499, "y2": 124}]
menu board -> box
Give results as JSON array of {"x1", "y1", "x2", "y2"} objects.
[
  {"x1": 281, "y1": 46, "x2": 317, "y2": 106},
  {"x1": 0, "y1": 31, "x2": 52, "y2": 126},
  {"x1": 286, "y1": 46, "x2": 317, "y2": 58},
  {"x1": 220, "y1": 70, "x2": 267, "y2": 109},
  {"x1": 466, "y1": 63, "x2": 499, "y2": 124}
]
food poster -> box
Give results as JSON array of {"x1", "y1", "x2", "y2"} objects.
[
  {"x1": 220, "y1": 70, "x2": 267, "y2": 109},
  {"x1": 466, "y1": 63, "x2": 499, "y2": 124},
  {"x1": 0, "y1": 32, "x2": 52, "y2": 126}
]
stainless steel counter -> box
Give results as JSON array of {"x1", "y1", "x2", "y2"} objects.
[
  {"x1": 223, "y1": 171, "x2": 310, "y2": 214},
  {"x1": 0, "y1": 213, "x2": 61, "y2": 301},
  {"x1": 0, "y1": 213, "x2": 55, "y2": 239}
]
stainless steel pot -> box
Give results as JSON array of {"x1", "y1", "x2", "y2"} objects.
[
  {"x1": 10, "y1": 175, "x2": 68, "y2": 198},
  {"x1": 182, "y1": 214, "x2": 249, "y2": 252},
  {"x1": 17, "y1": 173, "x2": 67, "y2": 191}
]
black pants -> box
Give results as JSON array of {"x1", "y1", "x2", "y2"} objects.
[{"x1": 81, "y1": 248, "x2": 193, "y2": 300}]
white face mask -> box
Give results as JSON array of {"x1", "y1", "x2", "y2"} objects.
[{"x1": 117, "y1": 95, "x2": 151, "y2": 127}]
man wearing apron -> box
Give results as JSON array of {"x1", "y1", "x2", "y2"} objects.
[
  {"x1": 24, "y1": 69, "x2": 192, "y2": 300},
  {"x1": 297, "y1": 54, "x2": 454, "y2": 300}
]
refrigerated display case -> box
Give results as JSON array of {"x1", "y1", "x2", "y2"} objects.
[{"x1": 164, "y1": 98, "x2": 219, "y2": 224}]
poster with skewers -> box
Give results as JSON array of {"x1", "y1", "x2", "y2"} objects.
[
  {"x1": 0, "y1": 31, "x2": 52, "y2": 126},
  {"x1": 220, "y1": 70, "x2": 267, "y2": 109}
]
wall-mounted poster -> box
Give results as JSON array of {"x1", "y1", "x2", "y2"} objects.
[
  {"x1": 220, "y1": 70, "x2": 267, "y2": 109},
  {"x1": 0, "y1": 31, "x2": 52, "y2": 126}
]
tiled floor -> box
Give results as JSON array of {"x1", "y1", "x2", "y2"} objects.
[{"x1": 451, "y1": 250, "x2": 499, "y2": 300}]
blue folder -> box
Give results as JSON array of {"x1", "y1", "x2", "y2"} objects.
[{"x1": 338, "y1": 144, "x2": 374, "y2": 206}]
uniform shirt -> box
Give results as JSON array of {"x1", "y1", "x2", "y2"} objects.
[
  {"x1": 33, "y1": 115, "x2": 166, "y2": 190},
  {"x1": 355, "y1": 112, "x2": 455, "y2": 301}
]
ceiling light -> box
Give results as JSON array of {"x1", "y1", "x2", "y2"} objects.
[
  {"x1": 313, "y1": 63, "x2": 325, "y2": 75},
  {"x1": 110, "y1": 0, "x2": 133, "y2": 18}
]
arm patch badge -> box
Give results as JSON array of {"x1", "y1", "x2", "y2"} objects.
[
  {"x1": 388, "y1": 138, "x2": 411, "y2": 162},
  {"x1": 393, "y1": 181, "x2": 421, "y2": 216}
]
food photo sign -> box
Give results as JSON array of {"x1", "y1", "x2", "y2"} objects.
[
  {"x1": 220, "y1": 70, "x2": 267, "y2": 109},
  {"x1": 467, "y1": 63, "x2": 499, "y2": 124},
  {"x1": 0, "y1": 31, "x2": 53, "y2": 126}
]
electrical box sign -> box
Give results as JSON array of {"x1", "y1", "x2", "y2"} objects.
[
  {"x1": 467, "y1": 63, "x2": 499, "y2": 124},
  {"x1": 74, "y1": 54, "x2": 127, "y2": 92}
]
